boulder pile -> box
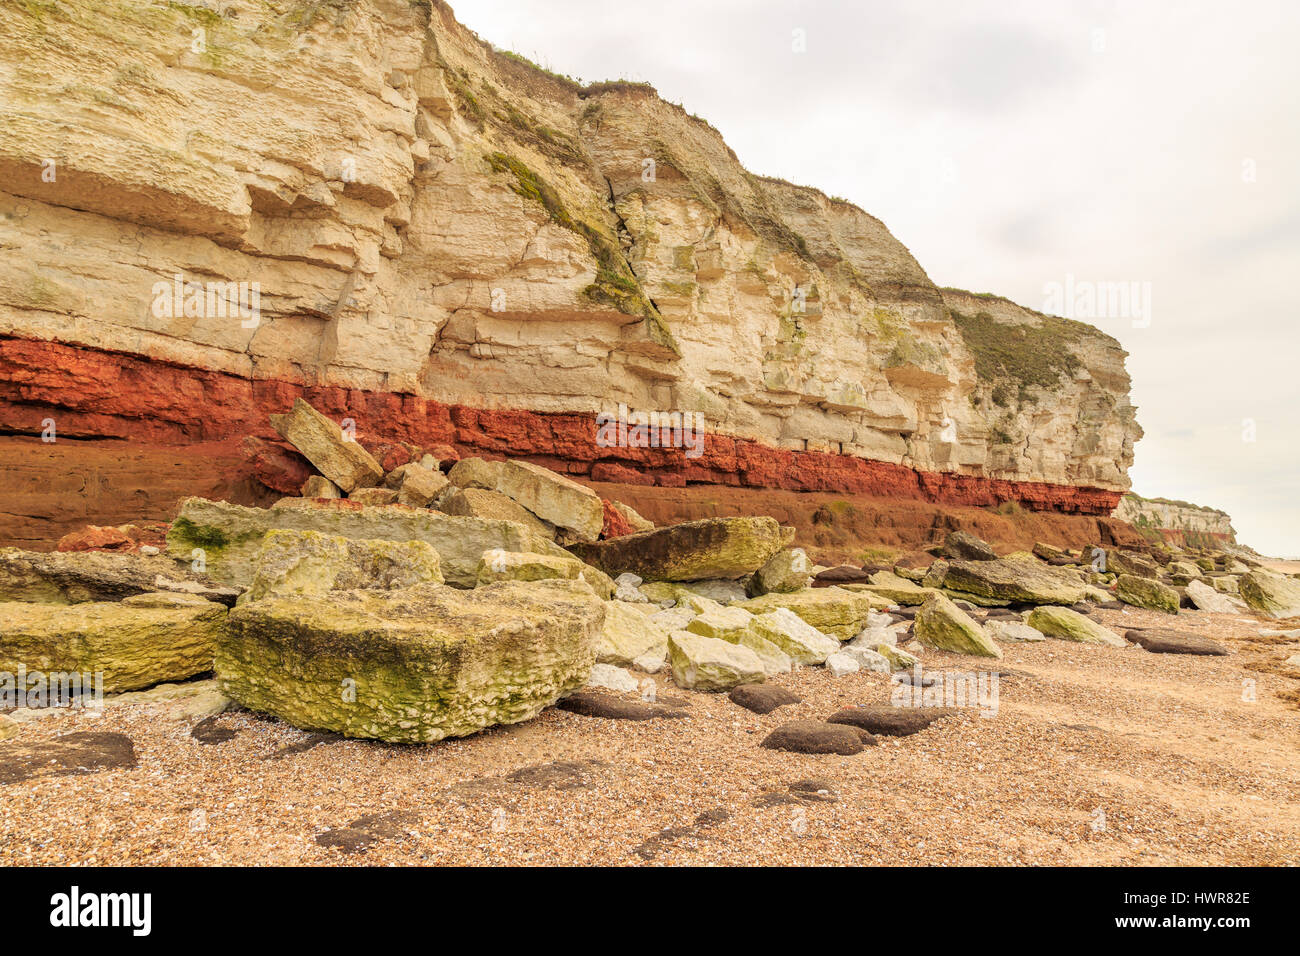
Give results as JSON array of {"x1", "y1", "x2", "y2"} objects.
[{"x1": 3, "y1": 399, "x2": 1292, "y2": 747}]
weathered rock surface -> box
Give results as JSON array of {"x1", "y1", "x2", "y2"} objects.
[
  {"x1": 220, "y1": 579, "x2": 605, "y2": 743},
  {"x1": 667, "y1": 631, "x2": 766, "y2": 691},
  {"x1": 942, "y1": 530, "x2": 997, "y2": 561},
  {"x1": 439, "y1": 487, "x2": 555, "y2": 539},
  {"x1": 270, "y1": 399, "x2": 384, "y2": 494},
  {"x1": 1025, "y1": 606, "x2": 1128, "y2": 647},
  {"x1": 740, "y1": 587, "x2": 885, "y2": 639},
  {"x1": 474, "y1": 549, "x2": 585, "y2": 587},
  {"x1": 1184, "y1": 578, "x2": 1246, "y2": 614},
  {"x1": 913, "y1": 592, "x2": 1002, "y2": 658},
  {"x1": 573, "y1": 517, "x2": 792, "y2": 582},
  {"x1": 596, "y1": 600, "x2": 669, "y2": 668},
  {"x1": 749, "y1": 608, "x2": 841, "y2": 665},
  {"x1": 383, "y1": 462, "x2": 449, "y2": 507},
  {"x1": 750, "y1": 548, "x2": 813, "y2": 595},
  {"x1": 0, "y1": 599, "x2": 224, "y2": 693},
  {"x1": 984, "y1": 619, "x2": 1046, "y2": 643},
  {"x1": 1239, "y1": 571, "x2": 1300, "y2": 620},
  {"x1": 1115, "y1": 574, "x2": 1180, "y2": 614},
  {"x1": 827, "y1": 706, "x2": 952, "y2": 737},
  {"x1": 247, "y1": 529, "x2": 443, "y2": 601},
  {"x1": 942, "y1": 556, "x2": 1087, "y2": 606},
  {"x1": 1125, "y1": 628, "x2": 1228, "y2": 656},
  {"x1": 0, "y1": 547, "x2": 238, "y2": 606},
  {"x1": 728, "y1": 683, "x2": 801, "y2": 715},
  {"x1": 167, "y1": 497, "x2": 567, "y2": 588}
]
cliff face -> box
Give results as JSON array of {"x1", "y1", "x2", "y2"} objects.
[
  {"x1": 1113, "y1": 494, "x2": 1237, "y2": 548},
  {"x1": 0, "y1": 0, "x2": 1141, "y2": 528}
]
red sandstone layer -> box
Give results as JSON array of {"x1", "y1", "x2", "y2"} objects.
[{"x1": 0, "y1": 335, "x2": 1123, "y2": 515}]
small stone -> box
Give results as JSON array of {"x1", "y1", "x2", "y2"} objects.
[
  {"x1": 301, "y1": 475, "x2": 342, "y2": 499},
  {"x1": 824, "y1": 652, "x2": 860, "y2": 676},
  {"x1": 585, "y1": 663, "x2": 640, "y2": 693}
]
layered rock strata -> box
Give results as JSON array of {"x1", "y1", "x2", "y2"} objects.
[{"x1": 0, "y1": 0, "x2": 1141, "y2": 542}]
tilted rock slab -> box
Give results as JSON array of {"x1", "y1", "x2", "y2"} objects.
[
  {"x1": 247, "y1": 530, "x2": 443, "y2": 601},
  {"x1": 1115, "y1": 574, "x2": 1180, "y2": 614},
  {"x1": 942, "y1": 556, "x2": 1088, "y2": 606},
  {"x1": 667, "y1": 631, "x2": 766, "y2": 691},
  {"x1": 167, "y1": 497, "x2": 569, "y2": 588},
  {"x1": 0, "y1": 598, "x2": 225, "y2": 693},
  {"x1": 220, "y1": 580, "x2": 605, "y2": 743},
  {"x1": 913, "y1": 592, "x2": 1002, "y2": 658},
  {"x1": 1184, "y1": 578, "x2": 1246, "y2": 614},
  {"x1": 740, "y1": 586, "x2": 888, "y2": 639},
  {"x1": 0, "y1": 547, "x2": 236, "y2": 605},
  {"x1": 573, "y1": 517, "x2": 793, "y2": 582},
  {"x1": 440, "y1": 487, "x2": 555, "y2": 539},
  {"x1": 1025, "y1": 606, "x2": 1128, "y2": 647},
  {"x1": 270, "y1": 399, "x2": 384, "y2": 493},
  {"x1": 1239, "y1": 571, "x2": 1300, "y2": 620}
]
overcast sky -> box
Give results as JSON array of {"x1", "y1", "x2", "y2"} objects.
[{"x1": 456, "y1": 0, "x2": 1300, "y2": 556}]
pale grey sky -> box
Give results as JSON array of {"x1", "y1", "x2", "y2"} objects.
[{"x1": 455, "y1": 0, "x2": 1300, "y2": 555}]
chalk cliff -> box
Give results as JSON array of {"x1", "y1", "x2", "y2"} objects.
[{"x1": 0, "y1": 0, "x2": 1142, "y2": 541}]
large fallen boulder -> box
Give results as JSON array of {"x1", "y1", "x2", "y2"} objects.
[
  {"x1": 942, "y1": 555, "x2": 1088, "y2": 606},
  {"x1": 446, "y1": 458, "x2": 603, "y2": 543},
  {"x1": 597, "y1": 601, "x2": 669, "y2": 669},
  {"x1": 739, "y1": 586, "x2": 886, "y2": 639},
  {"x1": 1025, "y1": 606, "x2": 1128, "y2": 647},
  {"x1": 247, "y1": 530, "x2": 443, "y2": 601},
  {"x1": 1115, "y1": 574, "x2": 1180, "y2": 614},
  {"x1": 1239, "y1": 571, "x2": 1300, "y2": 620},
  {"x1": 749, "y1": 608, "x2": 840, "y2": 665},
  {"x1": 220, "y1": 579, "x2": 605, "y2": 743},
  {"x1": 1184, "y1": 578, "x2": 1247, "y2": 613},
  {"x1": 474, "y1": 550, "x2": 585, "y2": 587},
  {"x1": 269, "y1": 398, "x2": 384, "y2": 493},
  {"x1": 166, "y1": 497, "x2": 569, "y2": 588},
  {"x1": 913, "y1": 592, "x2": 1002, "y2": 658},
  {"x1": 572, "y1": 516, "x2": 793, "y2": 582},
  {"x1": 684, "y1": 607, "x2": 791, "y2": 676},
  {"x1": 667, "y1": 631, "x2": 766, "y2": 691},
  {"x1": 0, "y1": 598, "x2": 225, "y2": 693},
  {"x1": 861, "y1": 570, "x2": 934, "y2": 605}
]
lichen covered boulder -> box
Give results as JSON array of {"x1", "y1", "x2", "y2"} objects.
[
  {"x1": 247, "y1": 530, "x2": 443, "y2": 601},
  {"x1": 0, "y1": 547, "x2": 235, "y2": 605},
  {"x1": 0, "y1": 599, "x2": 225, "y2": 693},
  {"x1": 750, "y1": 548, "x2": 813, "y2": 595},
  {"x1": 749, "y1": 608, "x2": 841, "y2": 665},
  {"x1": 1239, "y1": 571, "x2": 1300, "y2": 620},
  {"x1": 1115, "y1": 574, "x2": 1180, "y2": 614},
  {"x1": 913, "y1": 592, "x2": 1002, "y2": 658},
  {"x1": 1025, "y1": 606, "x2": 1129, "y2": 647},
  {"x1": 270, "y1": 398, "x2": 384, "y2": 493},
  {"x1": 597, "y1": 601, "x2": 669, "y2": 669},
  {"x1": 667, "y1": 631, "x2": 766, "y2": 691},
  {"x1": 572, "y1": 517, "x2": 793, "y2": 582},
  {"x1": 942, "y1": 556, "x2": 1088, "y2": 606},
  {"x1": 739, "y1": 586, "x2": 886, "y2": 639},
  {"x1": 166, "y1": 497, "x2": 569, "y2": 588},
  {"x1": 219, "y1": 579, "x2": 606, "y2": 743}
]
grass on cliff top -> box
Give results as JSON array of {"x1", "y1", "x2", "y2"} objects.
[{"x1": 950, "y1": 308, "x2": 1084, "y2": 391}]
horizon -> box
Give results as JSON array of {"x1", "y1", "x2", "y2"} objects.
[{"x1": 456, "y1": 0, "x2": 1300, "y2": 556}]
